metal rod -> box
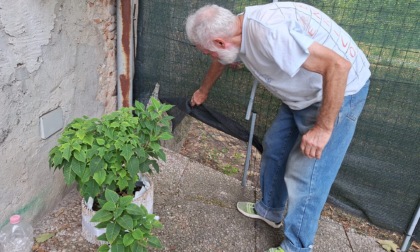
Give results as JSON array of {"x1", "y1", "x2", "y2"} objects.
[
  {"x1": 401, "y1": 202, "x2": 420, "y2": 251},
  {"x1": 246, "y1": 79, "x2": 258, "y2": 120},
  {"x1": 242, "y1": 112, "x2": 257, "y2": 186},
  {"x1": 243, "y1": 0, "x2": 277, "y2": 186}
]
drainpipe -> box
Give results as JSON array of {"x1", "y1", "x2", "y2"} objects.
[{"x1": 116, "y1": 0, "x2": 137, "y2": 108}]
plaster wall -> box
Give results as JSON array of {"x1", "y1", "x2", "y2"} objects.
[{"x1": 0, "y1": 0, "x2": 117, "y2": 226}]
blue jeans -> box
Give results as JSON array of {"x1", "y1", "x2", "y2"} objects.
[{"x1": 255, "y1": 81, "x2": 370, "y2": 252}]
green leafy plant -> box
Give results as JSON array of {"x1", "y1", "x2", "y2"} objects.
[
  {"x1": 92, "y1": 189, "x2": 163, "y2": 252},
  {"x1": 221, "y1": 164, "x2": 239, "y2": 176},
  {"x1": 48, "y1": 98, "x2": 173, "y2": 203}
]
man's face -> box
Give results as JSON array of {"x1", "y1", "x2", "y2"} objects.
[{"x1": 197, "y1": 44, "x2": 240, "y2": 65}]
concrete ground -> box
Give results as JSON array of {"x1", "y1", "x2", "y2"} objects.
[{"x1": 33, "y1": 148, "x2": 386, "y2": 252}]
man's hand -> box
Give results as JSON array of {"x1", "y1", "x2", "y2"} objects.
[
  {"x1": 191, "y1": 89, "x2": 208, "y2": 107},
  {"x1": 300, "y1": 126, "x2": 333, "y2": 159}
]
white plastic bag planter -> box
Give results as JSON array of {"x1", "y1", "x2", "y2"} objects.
[{"x1": 81, "y1": 177, "x2": 154, "y2": 245}]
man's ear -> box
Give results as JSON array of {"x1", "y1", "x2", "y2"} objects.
[{"x1": 213, "y1": 38, "x2": 226, "y2": 49}]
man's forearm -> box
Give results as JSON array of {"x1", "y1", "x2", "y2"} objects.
[
  {"x1": 316, "y1": 60, "x2": 351, "y2": 131},
  {"x1": 199, "y1": 60, "x2": 226, "y2": 94},
  {"x1": 300, "y1": 64, "x2": 349, "y2": 159},
  {"x1": 302, "y1": 42, "x2": 352, "y2": 132},
  {"x1": 191, "y1": 60, "x2": 226, "y2": 106}
]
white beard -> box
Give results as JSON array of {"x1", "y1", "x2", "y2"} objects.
[{"x1": 215, "y1": 45, "x2": 240, "y2": 65}]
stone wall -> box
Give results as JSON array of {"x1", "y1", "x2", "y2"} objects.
[{"x1": 0, "y1": 0, "x2": 117, "y2": 226}]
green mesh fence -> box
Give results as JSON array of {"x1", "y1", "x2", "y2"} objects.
[{"x1": 134, "y1": 0, "x2": 420, "y2": 239}]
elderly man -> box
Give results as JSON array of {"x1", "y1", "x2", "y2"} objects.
[{"x1": 186, "y1": 2, "x2": 370, "y2": 252}]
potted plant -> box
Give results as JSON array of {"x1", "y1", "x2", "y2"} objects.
[
  {"x1": 92, "y1": 189, "x2": 163, "y2": 252},
  {"x1": 49, "y1": 98, "x2": 173, "y2": 245}
]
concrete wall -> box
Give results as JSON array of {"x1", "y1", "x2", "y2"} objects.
[{"x1": 0, "y1": 0, "x2": 117, "y2": 226}]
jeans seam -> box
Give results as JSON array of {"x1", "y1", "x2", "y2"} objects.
[
  {"x1": 267, "y1": 127, "x2": 295, "y2": 207},
  {"x1": 296, "y1": 158, "x2": 317, "y2": 241}
]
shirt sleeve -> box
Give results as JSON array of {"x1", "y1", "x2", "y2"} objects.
[{"x1": 267, "y1": 21, "x2": 314, "y2": 77}]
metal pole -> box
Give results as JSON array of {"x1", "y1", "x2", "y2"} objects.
[
  {"x1": 401, "y1": 202, "x2": 420, "y2": 251},
  {"x1": 246, "y1": 79, "x2": 258, "y2": 120},
  {"x1": 242, "y1": 112, "x2": 257, "y2": 186},
  {"x1": 243, "y1": 0, "x2": 278, "y2": 186}
]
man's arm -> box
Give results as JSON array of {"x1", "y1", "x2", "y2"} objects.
[
  {"x1": 300, "y1": 42, "x2": 352, "y2": 159},
  {"x1": 191, "y1": 59, "x2": 226, "y2": 106}
]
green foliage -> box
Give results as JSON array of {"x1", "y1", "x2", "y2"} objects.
[
  {"x1": 48, "y1": 98, "x2": 174, "y2": 202},
  {"x1": 93, "y1": 189, "x2": 163, "y2": 252},
  {"x1": 221, "y1": 164, "x2": 239, "y2": 176}
]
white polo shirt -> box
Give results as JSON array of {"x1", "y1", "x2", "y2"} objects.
[{"x1": 239, "y1": 2, "x2": 371, "y2": 110}]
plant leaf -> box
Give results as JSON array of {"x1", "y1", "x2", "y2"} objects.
[
  {"x1": 97, "y1": 233, "x2": 107, "y2": 241},
  {"x1": 159, "y1": 132, "x2": 173, "y2": 141},
  {"x1": 377, "y1": 240, "x2": 399, "y2": 252},
  {"x1": 156, "y1": 149, "x2": 166, "y2": 162},
  {"x1": 70, "y1": 159, "x2": 85, "y2": 178},
  {"x1": 102, "y1": 201, "x2": 117, "y2": 211},
  {"x1": 80, "y1": 168, "x2": 90, "y2": 183},
  {"x1": 125, "y1": 204, "x2": 143, "y2": 216},
  {"x1": 161, "y1": 104, "x2": 174, "y2": 112},
  {"x1": 147, "y1": 236, "x2": 162, "y2": 248},
  {"x1": 84, "y1": 180, "x2": 100, "y2": 199},
  {"x1": 136, "y1": 237, "x2": 148, "y2": 248},
  {"x1": 96, "y1": 138, "x2": 105, "y2": 146},
  {"x1": 151, "y1": 160, "x2": 159, "y2": 173},
  {"x1": 75, "y1": 130, "x2": 85, "y2": 140},
  {"x1": 135, "y1": 147, "x2": 146, "y2": 159},
  {"x1": 123, "y1": 233, "x2": 135, "y2": 247},
  {"x1": 84, "y1": 133, "x2": 95, "y2": 146},
  {"x1": 106, "y1": 222, "x2": 121, "y2": 244},
  {"x1": 121, "y1": 144, "x2": 134, "y2": 162},
  {"x1": 90, "y1": 155, "x2": 105, "y2": 175},
  {"x1": 98, "y1": 244, "x2": 110, "y2": 252},
  {"x1": 110, "y1": 243, "x2": 124, "y2": 252},
  {"x1": 73, "y1": 150, "x2": 86, "y2": 162},
  {"x1": 105, "y1": 189, "x2": 119, "y2": 204},
  {"x1": 113, "y1": 207, "x2": 124, "y2": 219},
  {"x1": 62, "y1": 163, "x2": 75, "y2": 185},
  {"x1": 117, "y1": 178, "x2": 129, "y2": 192},
  {"x1": 150, "y1": 142, "x2": 160, "y2": 152},
  {"x1": 35, "y1": 233, "x2": 55, "y2": 243},
  {"x1": 116, "y1": 215, "x2": 134, "y2": 231},
  {"x1": 118, "y1": 196, "x2": 133, "y2": 208},
  {"x1": 127, "y1": 157, "x2": 140, "y2": 179},
  {"x1": 132, "y1": 228, "x2": 144, "y2": 240},
  {"x1": 93, "y1": 169, "x2": 107, "y2": 186},
  {"x1": 152, "y1": 219, "x2": 163, "y2": 229},
  {"x1": 51, "y1": 148, "x2": 63, "y2": 167},
  {"x1": 61, "y1": 143, "x2": 72, "y2": 161},
  {"x1": 150, "y1": 97, "x2": 160, "y2": 109},
  {"x1": 130, "y1": 241, "x2": 144, "y2": 252},
  {"x1": 95, "y1": 222, "x2": 108, "y2": 229},
  {"x1": 91, "y1": 209, "x2": 113, "y2": 223}
]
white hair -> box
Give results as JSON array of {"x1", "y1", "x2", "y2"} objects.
[{"x1": 185, "y1": 5, "x2": 237, "y2": 49}]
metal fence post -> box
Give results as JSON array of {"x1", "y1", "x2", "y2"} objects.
[
  {"x1": 401, "y1": 201, "x2": 420, "y2": 251},
  {"x1": 242, "y1": 112, "x2": 257, "y2": 186}
]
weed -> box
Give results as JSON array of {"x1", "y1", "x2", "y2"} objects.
[{"x1": 221, "y1": 164, "x2": 239, "y2": 176}]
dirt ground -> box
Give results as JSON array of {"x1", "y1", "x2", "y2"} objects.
[{"x1": 180, "y1": 117, "x2": 419, "y2": 252}]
